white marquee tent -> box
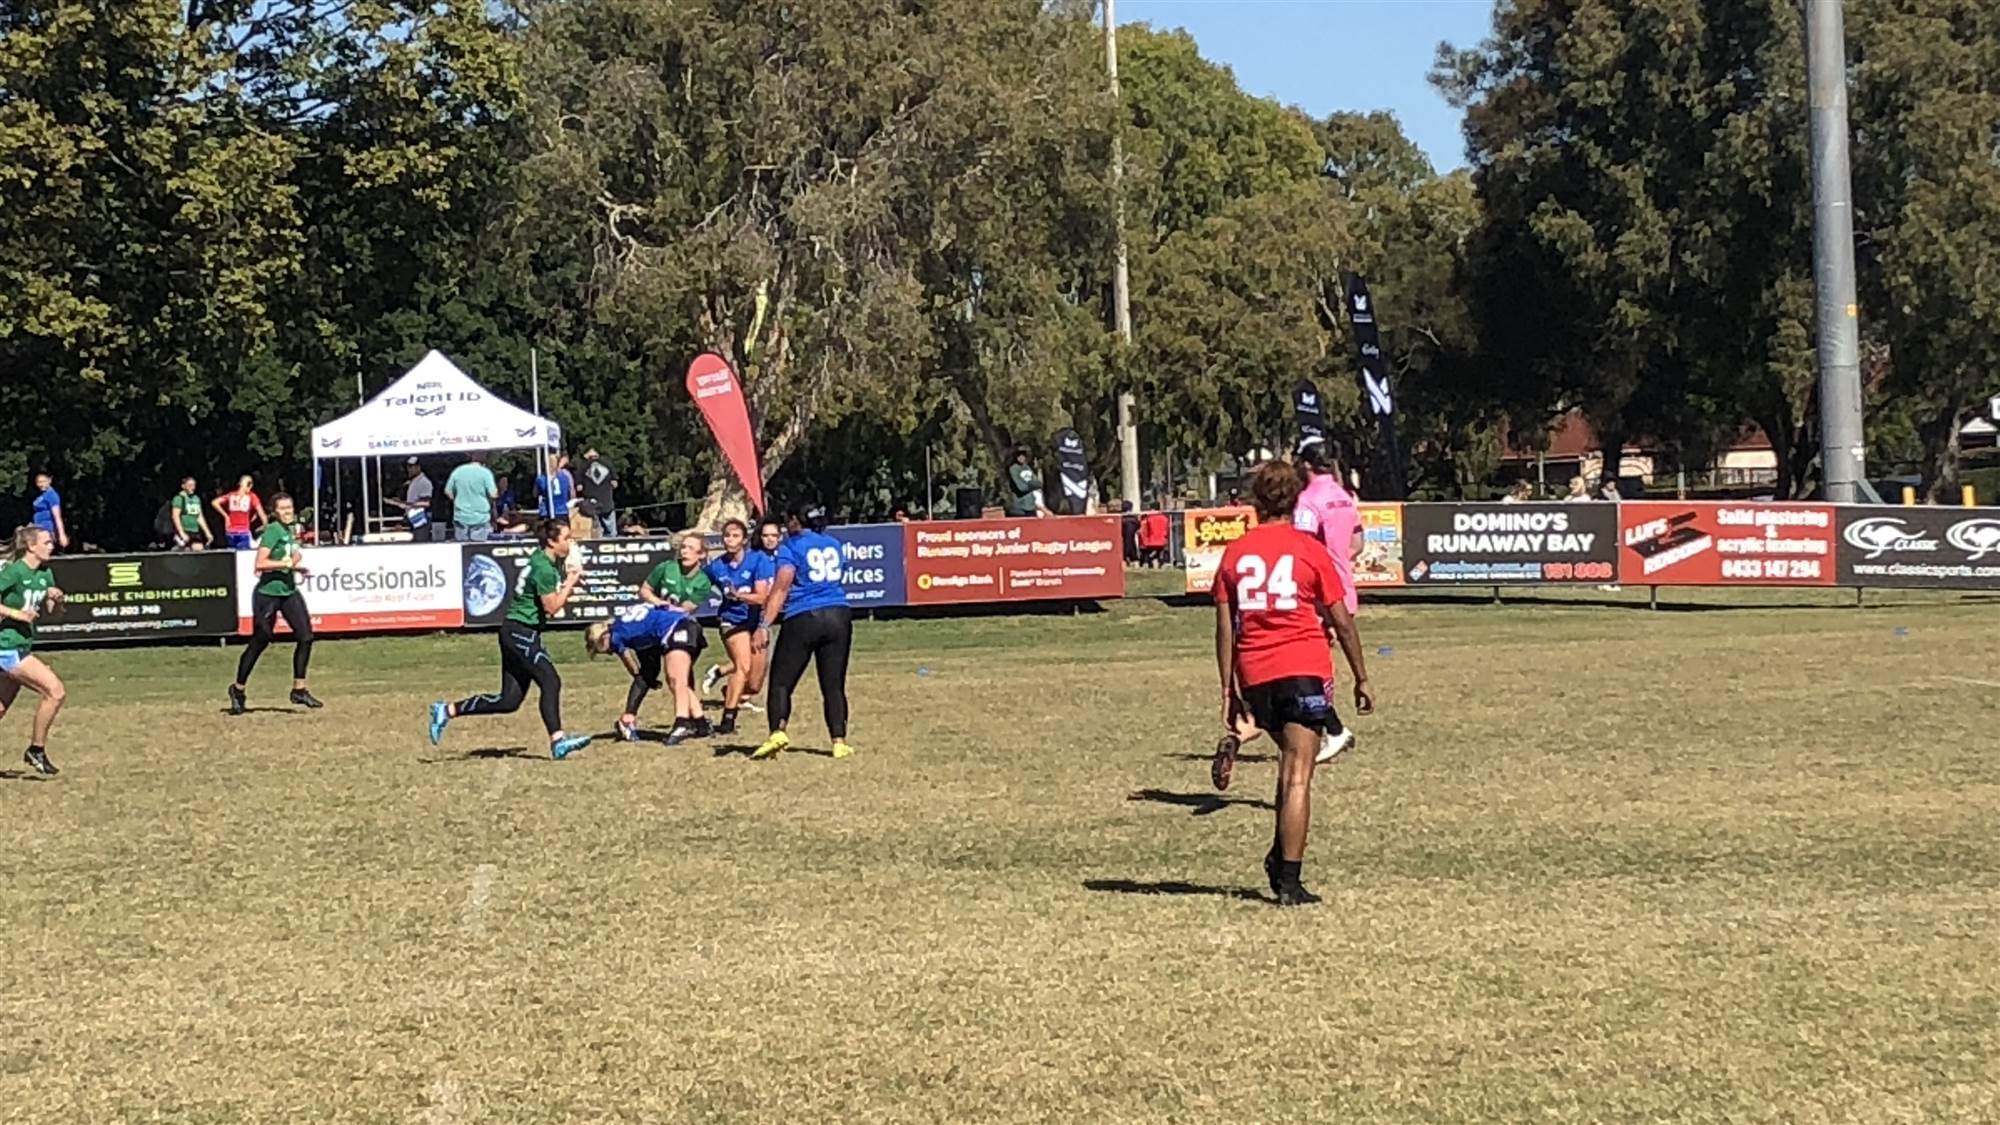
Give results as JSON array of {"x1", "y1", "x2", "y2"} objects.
[{"x1": 311, "y1": 350, "x2": 560, "y2": 539}]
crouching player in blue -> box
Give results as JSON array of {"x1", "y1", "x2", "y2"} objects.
[{"x1": 585, "y1": 604, "x2": 709, "y2": 745}]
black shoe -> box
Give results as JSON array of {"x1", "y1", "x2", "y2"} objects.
[
  {"x1": 691, "y1": 716, "x2": 713, "y2": 737},
  {"x1": 1263, "y1": 849, "x2": 1283, "y2": 896},
  {"x1": 1275, "y1": 882, "x2": 1321, "y2": 908},
  {"x1": 716, "y1": 713, "x2": 737, "y2": 736},
  {"x1": 1211, "y1": 733, "x2": 1240, "y2": 791},
  {"x1": 289, "y1": 688, "x2": 324, "y2": 710},
  {"x1": 23, "y1": 747, "x2": 57, "y2": 776},
  {"x1": 228, "y1": 685, "x2": 247, "y2": 716},
  {"x1": 664, "y1": 722, "x2": 695, "y2": 746}
]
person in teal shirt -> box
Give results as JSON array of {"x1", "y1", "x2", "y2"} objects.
[
  {"x1": 428, "y1": 518, "x2": 593, "y2": 760},
  {"x1": 445, "y1": 452, "x2": 499, "y2": 541},
  {"x1": 0, "y1": 524, "x2": 68, "y2": 775}
]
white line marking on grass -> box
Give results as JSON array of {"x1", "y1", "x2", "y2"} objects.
[
  {"x1": 423, "y1": 1076, "x2": 464, "y2": 1124},
  {"x1": 462, "y1": 864, "x2": 498, "y2": 937},
  {"x1": 484, "y1": 761, "x2": 512, "y2": 801},
  {"x1": 1937, "y1": 676, "x2": 2000, "y2": 690}
]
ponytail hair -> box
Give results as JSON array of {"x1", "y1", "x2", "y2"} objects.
[{"x1": 6, "y1": 525, "x2": 47, "y2": 563}]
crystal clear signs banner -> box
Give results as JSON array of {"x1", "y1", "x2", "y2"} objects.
[
  {"x1": 1183, "y1": 508, "x2": 1258, "y2": 594},
  {"x1": 1835, "y1": 506, "x2": 2000, "y2": 588},
  {"x1": 236, "y1": 543, "x2": 462, "y2": 634},
  {"x1": 1401, "y1": 503, "x2": 1617, "y2": 585},
  {"x1": 1617, "y1": 502, "x2": 1836, "y2": 586},
  {"x1": 460, "y1": 537, "x2": 684, "y2": 628},
  {"x1": 41, "y1": 551, "x2": 237, "y2": 643},
  {"x1": 906, "y1": 516, "x2": 1123, "y2": 604}
]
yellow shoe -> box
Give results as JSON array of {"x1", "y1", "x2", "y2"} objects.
[
  {"x1": 831, "y1": 740, "x2": 854, "y2": 760},
  {"x1": 750, "y1": 731, "x2": 791, "y2": 761}
]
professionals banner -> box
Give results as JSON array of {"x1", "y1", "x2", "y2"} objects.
[
  {"x1": 1402, "y1": 503, "x2": 1617, "y2": 585},
  {"x1": 41, "y1": 551, "x2": 237, "y2": 643},
  {"x1": 1834, "y1": 506, "x2": 2000, "y2": 588},
  {"x1": 1355, "y1": 503, "x2": 1407, "y2": 587},
  {"x1": 236, "y1": 543, "x2": 462, "y2": 634},
  {"x1": 905, "y1": 516, "x2": 1123, "y2": 604},
  {"x1": 1183, "y1": 508, "x2": 1258, "y2": 594},
  {"x1": 1618, "y1": 502, "x2": 1836, "y2": 586}
]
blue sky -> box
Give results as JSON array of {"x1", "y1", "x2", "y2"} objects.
[{"x1": 1118, "y1": 0, "x2": 1497, "y2": 171}]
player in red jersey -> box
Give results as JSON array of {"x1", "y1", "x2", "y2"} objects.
[{"x1": 1211, "y1": 459, "x2": 1374, "y2": 906}]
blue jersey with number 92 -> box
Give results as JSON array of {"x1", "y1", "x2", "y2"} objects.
[{"x1": 774, "y1": 531, "x2": 849, "y2": 619}]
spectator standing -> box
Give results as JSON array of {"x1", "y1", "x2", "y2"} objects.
[
  {"x1": 171, "y1": 477, "x2": 214, "y2": 549},
  {"x1": 446, "y1": 451, "x2": 499, "y2": 541},
  {"x1": 1502, "y1": 481, "x2": 1534, "y2": 504},
  {"x1": 389, "y1": 458, "x2": 437, "y2": 540},
  {"x1": 1564, "y1": 476, "x2": 1591, "y2": 502},
  {"x1": 214, "y1": 475, "x2": 267, "y2": 550},
  {"x1": 494, "y1": 474, "x2": 518, "y2": 520},
  {"x1": 536, "y1": 453, "x2": 576, "y2": 520},
  {"x1": 1138, "y1": 505, "x2": 1170, "y2": 568},
  {"x1": 1004, "y1": 449, "x2": 1043, "y2": 517},
  {"x1": 30, "y1": 472, "x2": 69, "y2": 551},
  {"x1": 580, "y1": 449, "x2": 619, "y2": 538},
  {"x1": 1120, "y1": 500, "x2": 1140, "y2": 564}
]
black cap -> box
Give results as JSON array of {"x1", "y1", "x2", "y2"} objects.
[
  {"x1": 803, "y1": 505, "x2": 829, "y2": 531},
  {"x1": 1296, "y1": 438, "x2": 1333, "y2": 470}
]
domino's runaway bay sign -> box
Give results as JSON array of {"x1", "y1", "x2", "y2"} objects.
[{"x1": 1401, "y1": 504, "x2": 1618, "y2": 584}]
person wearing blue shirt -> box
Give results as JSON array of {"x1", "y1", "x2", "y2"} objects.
[
  {"x1": 535, "y1": 453, "x2": 576, "y2": 519},
  {"x1": 698, "y1": 518, "x2": 777, "y2": 734},
  {"x1": 30, "y1": 472, "x2": 69, "y2": 551},
  {"x1": 750, "y1": 506, "x2": 855, "y2": 761},
  {"x1": 585, "y1": 602, "x2": 708, "y2": 745}
]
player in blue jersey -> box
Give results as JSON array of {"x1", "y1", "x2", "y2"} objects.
[
  {"x1": 698, "y1": 519, "x2": 775, "y2": 735},
  {"x1": 750, "y1": 506, "x2": 854, "y2": 760},
  {"x1": 584, "y1": 602, "x2": 708, "y2": 745}
]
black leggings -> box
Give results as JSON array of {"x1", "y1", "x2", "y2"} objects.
[
  {"x1": 237, "y1": 591, "x2": 313, "y2": 684},
  {"x1": 456, "y1": 622, "x2": 564, "y2": 734},
  {"x1": 766, "y1": 606, "x2": 852, "y2": 739}
]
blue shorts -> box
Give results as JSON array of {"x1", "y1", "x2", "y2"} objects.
[
  {"x1": 0, "y1": 649, "x2": 23, "y2": 676},
  {"x1": 228, "y1": 532, "x2": 254, "y2": 551}
]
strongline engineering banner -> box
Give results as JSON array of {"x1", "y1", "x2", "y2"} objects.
[
  {"x1": 236, "y1": 543, "x2": 463, "y2": 634},
  {"x1": 41, "y1": 551, "x2": 238, "y2": 643},
  {"x1": 1401, "y1": 503, "x2": 1617, "y2": 584},
  {"x1": 1834, "y1": 506, "x2": 2000, "y2": 588}
]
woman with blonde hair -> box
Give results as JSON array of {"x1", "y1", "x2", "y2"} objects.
[
  {"x1": 0, "y1": 525, "x2": 68, "y2": 775},
  {"x1": 585, "y1": 603, "x2": 707, "y2": 745}
]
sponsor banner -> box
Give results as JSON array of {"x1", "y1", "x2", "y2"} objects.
[
  {"x1": 1355, "y1": 503, "x2": 1407, "y2": 587},
  {"x1": 1618, "y1": 502, "x2": 1836, "y2": 586},
  {"x1": 906, "y1": 516, "x2": 1124, "y2": 604},
  {"x1": 1183, "y1": 508, "x2": 1259, "y2": 594},
  {"x1": 461, "y1": 537, "x2": 681, "y2": 628},
  {"x1": 237, "y1": 543, "x2": 463, "y2": 633},
  {"x1": 827, "y1": 523, "x2": 909, "y2": 608},
  {"x1": 1835, "y1": 506, "x2": 2000, "y2": 588},
  {"x1": 1402, "y1": 503, "x2": 1617, "y2": 585},
  {"x1": 41, "y1": 551, "x2": 237, "y2": 643}
]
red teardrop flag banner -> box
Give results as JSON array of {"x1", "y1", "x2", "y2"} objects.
[{"x1": 686, "y1": 353, "x2": 765, "y2": 515}]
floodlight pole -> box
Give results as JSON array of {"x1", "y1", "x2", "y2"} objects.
[
  {"x1": 1105, "y1": 0, "x2": 1141, "y2": 509},
  {"x1": 1808, "y1": 0, "x2": 1867, "y2": 503}
]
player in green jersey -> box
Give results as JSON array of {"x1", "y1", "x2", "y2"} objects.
[
  {"x1": 0, "y1": 525, "x2": 68, "y2": 775},
  {"x1": 229, "y1": 494, "x2": 322, "y2": 714},
  {"x1": 427, "y1": 518, "x2": 593, "y2": 760}
]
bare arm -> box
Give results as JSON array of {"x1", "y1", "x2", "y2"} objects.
[
  {"x1": 736, "y1": 577, "x2": 773, "y2": 607},
  {"x1": 618, "y1": 649, "x2": 642, "y2": 679},
  {"x1": 52, "y1": 505, "x2": 68, "y2": 547},
  {"x1": 753, "y1": 566, "x2": 796, "y2": 652},
  {"x1": 638, "y1": 580, "x2": 665, "y2": 606},
  {"x1": 251, "y1": 545, "x2": 292, "y2": 574},
  {"x1": 1325, "y1": 602, "x2": 1375, "y2": 715},
  {"x1": 1214, "y1": 597, "x2": 1239, "y2": 730}
]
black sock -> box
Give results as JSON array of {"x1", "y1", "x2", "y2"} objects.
[
  {"x1": 1278, "y1": 859, "x2": 1303, "y2": 886},
  {"x1": 28, "y1": 744, "x2": 43, "y2": 754},
  {"x1": 723, "y1": 708, "x2": 737, "y2": 723}
]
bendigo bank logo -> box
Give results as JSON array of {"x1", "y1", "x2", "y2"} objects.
[{"x1": 1191, "y1": 512, "x2": 1253, "y2": 549}]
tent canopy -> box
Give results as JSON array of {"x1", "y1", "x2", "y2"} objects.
[{"x1": 311, "y1": 350, "x2": 560, "y2": 459}]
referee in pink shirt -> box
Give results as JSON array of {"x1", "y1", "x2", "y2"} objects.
[{"x1": 1292, "y1": 439, "x2": 1362, "y2": 763}]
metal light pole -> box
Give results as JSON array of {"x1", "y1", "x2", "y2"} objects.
[
  {"x1": 1807, "y1": 0, "x2": 1867, "y2": 503},
  {"x1": 1105, "y1": 0, "x2": 1142, "y2": 509}
]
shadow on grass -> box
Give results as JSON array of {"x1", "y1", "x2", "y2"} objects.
[
  {"x1": 1126, "y1": 788, "x2": 1272, "y2": 815},
  {"x1": 1162, "y1": 751, "x2": 1275, "y2": 764},
  {"x1": 410, "y1": 746, "x2": 538, "y2": 763},
  {"x1": 1082, "y1": 878, "x2": 1267, "y2": 903},
  {"x1": 0, "y1": 769, "x2": 53, "y2": 783},
  {"x1": 217, "y1": 706, "x2": 301, "y2": 715}
]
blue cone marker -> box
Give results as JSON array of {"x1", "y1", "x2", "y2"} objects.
[
  {"x1": 917, "y1": 667, "x2": 933, "y2": 677},
  {"x1": 1893, "y1": 628, "x2": 1909, "y2": 639},
  {"x1": 1376, "y1": 646, "x2": 1394, "y2": 657}
]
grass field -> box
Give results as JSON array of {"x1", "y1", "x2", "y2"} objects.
[{"x1": 5, "y1": 589, "x2": 1999, "y2": 1123}]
